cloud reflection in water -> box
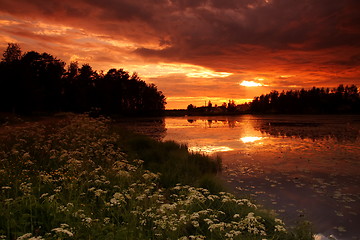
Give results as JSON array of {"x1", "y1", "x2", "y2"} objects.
[
  {"x1": 240, "y1": 136, "x2": 263, "y2": 143},
  {"x1": 188, "y1": 146, "x2": 233, "y2": 154}
]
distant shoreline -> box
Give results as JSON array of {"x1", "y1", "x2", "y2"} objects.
[{"x1": 164, "y1": 109, "x2": 360, "y2": 117}]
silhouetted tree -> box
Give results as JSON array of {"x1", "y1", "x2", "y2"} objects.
[
  {"x1": 227, "y1": 100, "x2": 236, "y2": 112},
  {"x1": 0, "y1": 43, "x2": 23, "y2": 112},
  {"x1": 0, "y1": 44, "x2": 166, "y2": 116},
  {"x1": 2, "y1": 43, "x2": 22, "y2": 63},
  {"x1": 249, "y1": 85, "x2": 360, "y2": 114},
  {"x1": 187, "y1": 104, "x2": 195, "y2": 111},
  {"x1": 62, "y1": 61, "x2": 79, "y2": 111},
  {"x1": 96, "y1": 69, "x2": 166, "y2": 115},
  {"x1": 19, "y1": 51, "x2": 65, "y2": 113}
]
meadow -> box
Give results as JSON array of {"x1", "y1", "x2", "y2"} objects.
[{"x1": 0, "y1": 114, "x2": 313, "y2": 239}]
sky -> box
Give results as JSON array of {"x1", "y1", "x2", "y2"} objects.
[{"x1": 1, "y1": 0, "x2": 360, "y2": 109}]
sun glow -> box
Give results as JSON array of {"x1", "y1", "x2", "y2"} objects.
[
  {"x1": 240, "y1": 81, "x2": 263, "y2": 87},
  {"x1": 186, "y1": 71, "x2": 232, "y2": 78},
  {"x1": 240, "y1": 137, "x2": 263, "y2": 143}
]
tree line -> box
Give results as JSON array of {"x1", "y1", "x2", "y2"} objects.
[
  {"x1": 186, "y1": 85, "x2": 360, "y2": 115},
  {"x1": 250, "y1": 85, "x2": 360, "y2": 114},
  {"x1": 187, "y1": 100, "x2": 250, "y2": 115},
  {"x1": 0, "y1": 43, "x2": 166, "y2": 116}
]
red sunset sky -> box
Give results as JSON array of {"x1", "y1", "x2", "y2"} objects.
[{"x1": 1, "y1": 0, "x2": 360, "y2": 109}]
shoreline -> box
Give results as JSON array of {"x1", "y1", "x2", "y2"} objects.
[{"x1": 0, "y1": 114, "x2": 314, "y2": 239}]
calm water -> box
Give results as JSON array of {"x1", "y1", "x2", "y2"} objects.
[{"x1": 118, "y1": 115, "x2": 360, "y2": 240}]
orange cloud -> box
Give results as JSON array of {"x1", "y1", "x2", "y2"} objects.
[{"x1": 0, "y1": 0, "x2": 360, "y2": 109}]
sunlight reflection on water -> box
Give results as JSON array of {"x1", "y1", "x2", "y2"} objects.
[
  {"x1": 240, "y1": 136, "x2": 263, "y2": 143},
  {"x1": 188, "y1": 145, "x2": 233, "y2": 153},
  {"x1": 117, "y1": 115, "x2": 360, "y2": 240},
  {"x1": 161, "y1": 115, "x2": 360, "y2": 240}
]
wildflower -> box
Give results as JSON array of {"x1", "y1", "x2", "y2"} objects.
[
  {"x1": 60, "y1": 224, "x2": 69, "y2": 228},
  {"x1": 40, "y1": 193, "x2": 49, "y2": 199},
  {"x1": 83, "y1": 217, "x2": 92, "y2": 224},
  {"x1": 192, "y1": 221, "x2": 200, "y2": 227},
  {"x1": 113, "y1": 192, "x2": 125, "y2": 202},
  {"x1": 94, "y1": 189, "x2": 107, "y2": 197},
  {"x1": 204, "y1": 218, "x2": 214, "y2": 225},
  {"x1": 275, "y1": 218, "x2": 284, "y2": 225},
  {"x1": 239, "y1": 212, "x2": 267, "y2": 236},
  {"x1": 16, "y1": 233, "x2": 32, "y2": 240},
  {"x1": 29, "y1": 236, "x2": 44, "y2": 240},
  {"x1": 275, "y1": 225, "x2": 286, "y2": 232},
  {"x1": 178, "y1": 237, "x2": 189, "y2": 240},
  {"x1": 225, "y1": 232, "x2": 234, "y2": 238},
  {"x1": 47, "y1": 195, "x2": 55, "y2": 202},
  {"x1": 189, "y1": 235, "x2": 206, "y2": 240},
  {"x1": 51, "y1": 227, "x2": 74, "y2": 237},
  {"x1": 20, "y1": 182, "x2": 32, "y2": 195},
  {"x1": 190, "y1": 212, "x2": 199, "y2": 220}
]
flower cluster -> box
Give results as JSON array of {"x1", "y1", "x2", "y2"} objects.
[{"x1": 0, "y1": 114, "x2": 290, "y2": 240}]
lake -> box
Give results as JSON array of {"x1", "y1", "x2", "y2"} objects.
[{"x1": 117, "y1": 115, "x2": 360, "y2": 240}]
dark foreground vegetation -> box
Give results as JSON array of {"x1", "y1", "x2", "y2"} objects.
[
  {"x1": 0, "y1": 114, "x2": 313, "y2": 239},
  {"x1": 0, "y1": 43, "x2": 166, "y2": 116}
]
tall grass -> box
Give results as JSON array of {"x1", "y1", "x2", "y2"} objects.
[
  {"x1": 0, "y1": 114, "x2": 313, "y2": 239},
  {"x1": 111, "y1": 127, "x2": 222, "y2": 189}
]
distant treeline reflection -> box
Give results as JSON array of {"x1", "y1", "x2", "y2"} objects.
[
  {"x1": 186, "y1": 118, "x2": 360, "y2": 141},
  {"x1": 0, "y1": 43, "x2": 166, "y2": 116},
  {"x1": 255, "y1": 121, "x2": 360, "y2": 142}
]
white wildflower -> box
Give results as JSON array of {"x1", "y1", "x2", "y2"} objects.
[
  {"x1": 275, "y1": 225, "x2": 286, "y2": 232},
  {"x1": 192, "y1": 221, "x2": 200, "y2": 227},
  {"x1": 52, "y1": 227, "x2": 74, "y2": 237},
  {"x1": 29, "y1": 236, "x2": 44, "y2": 240},
  {"x1": 16, "y1": 233, "x2": 32, "y2": 240}
]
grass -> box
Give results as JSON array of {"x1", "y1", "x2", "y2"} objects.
[
  {"x1": 111, "y1": 127, "x2": 222, "y2": 190},
  {"x1": 0, "y1": 114, "x2": 313, "y2": 239}
]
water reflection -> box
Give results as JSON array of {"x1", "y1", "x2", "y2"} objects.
[
  {"x1": 188, "y1": 146, "x2": 234, "y2": 154},
  {"x1": 186, "y1": 118, "x2": 239, "y2": 128},
  {"x1": 240, "y1": 136, "x2": 263, "y2": 143},
  {"x1": 115, "y1": 117, "x2": 167, "y2": 141},
  {"x1": 254, "y1": 120, "x2": 360, "y2": 142},
  {"x1": 185, "y1": 115, "x2": 360, "y2": 142},
  {"x1": 119, "y1": 115, "x2": 360, "y2": 239}
]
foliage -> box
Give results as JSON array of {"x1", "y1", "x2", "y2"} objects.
[
  {"x1": 186, "y1": 101, "x2": 250, "y2": 116},
  {"x1": 2, "y1": 43, "x2": 22, "y2": 63},
  {"x1": 0, "y1": 114, "x2": 313, "y2": 239},
  {"x1": 0, "y1": 43, "x2": 166, "y2": 116},
  {"x1": 250, "y1": 85, "x2": 360, "y2": 114}
]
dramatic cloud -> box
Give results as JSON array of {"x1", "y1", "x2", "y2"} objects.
[{"x1": 1, "y1": 0, "x2": 360, "y2": 108}]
